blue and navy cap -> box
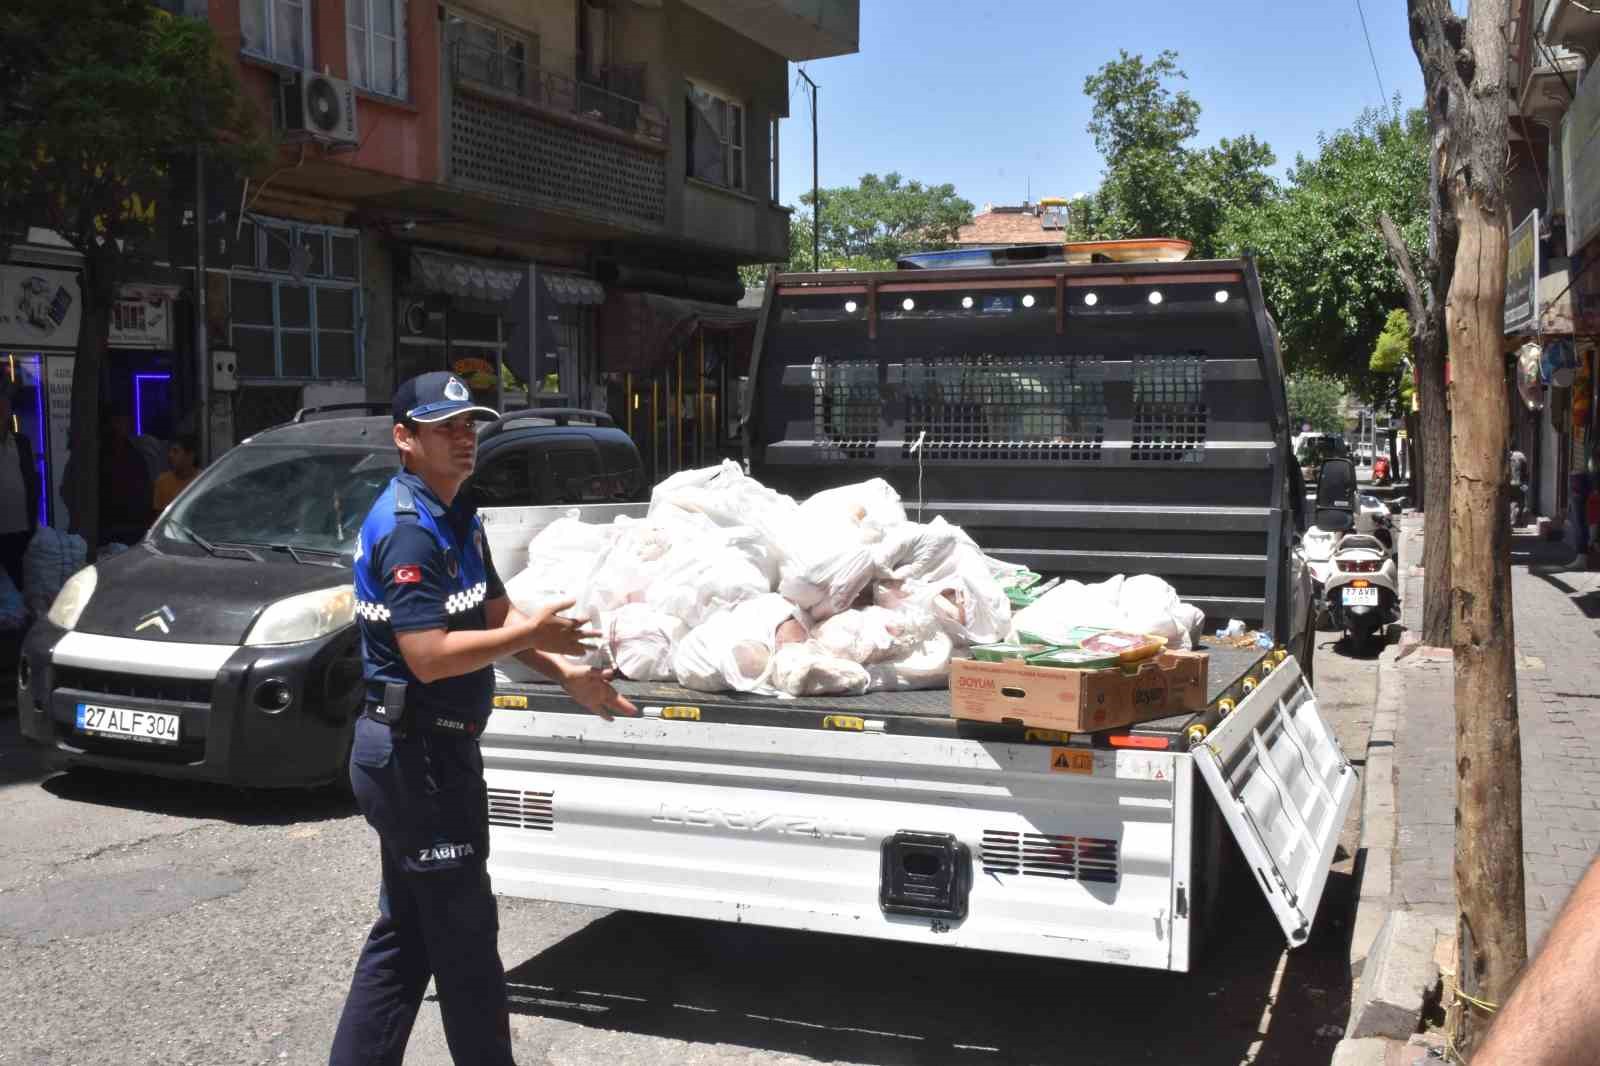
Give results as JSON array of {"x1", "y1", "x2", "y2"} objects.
[{"x1": 392, "y1": 371, "x2": 499, "y2": 424}]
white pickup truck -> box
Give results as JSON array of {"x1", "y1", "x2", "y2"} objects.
[{"x1": 476, "y1": 255, "x2": 1352, "y2": 972}]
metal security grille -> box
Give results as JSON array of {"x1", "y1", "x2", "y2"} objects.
[
  {"x1": 450, "y1": 93, "x2": 666, "y2": 228},
  {"x1": 902, "y1": 356, "x2": 1105, "y2": 461},
  {"x1": 487, "y1": 788, "x2": 555, "y2": 831},
  {"x1": 980, "y1": 830, "x2": 1119, "y2": 883},
  {"x1": 813, "y1": 358, "x2": 881, "y2": 461},
  {"x1": 1132, "y1": 354, "x2": 1207, "y2": 462}
]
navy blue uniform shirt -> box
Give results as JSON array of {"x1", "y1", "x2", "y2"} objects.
[{"x1": 354, "y1": 471, "x2": 505, "y2": 726}]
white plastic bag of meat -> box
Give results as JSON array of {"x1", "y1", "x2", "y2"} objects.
[
  {"x1": 778, "y1": 541, "x2": 878, "y2": 621},
  {"x1": 720, "y1": 524, "x2": 782, "y2": 588},
  {"x1": 1118, "y1": 573, "x2": 1192, "y2": 649},
  {"x1": 813, "y1": 605, "x2": 938, "y2": 665},
  {"x1": 1171, "y1": 603, "x2": 1206, "y2": 649},
  {"x1": 877, "y1": 542, "x2": 1012, "y2": 646},
  {"x1": 604, "y1": 603, "x2": 690, "y2": 682},
  {"x1": 1010, "y1": 573, "x2": 1206, "y2": 650},
  {"x1": 767, "y1": 642, "x2": 872, "y2": 697},
  {"x1": 505, "y1": 514, "x2": 616, "y2": 616},
  {"x1": 1008, "y1": 575, "x2": 1126, "y2": 643},
  {"x1": 871, "y1": 518, "x2": 963, "y2": 583},
  {"x1": 579, "y1": 518, "x2": 683, "y2": 620},
  {"x1": 797, "y1": 479, "x2": 907, "y2": 542},
  {"x1": 650, "y1": 460, "x2": 803, "y2": 565},
  {"x1": 672, "y1": 594, "x2": 810, "y2": 693},
  {"x1": 641, "y1": 533, "x2": 771, "y2": 629},
  {"x1": 866, "y1": 629, "x2": 956, "y2": 692}
]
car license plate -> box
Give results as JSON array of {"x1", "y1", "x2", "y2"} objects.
[
  {"x1": 74, "y1": 703, "x2": 180, "y2": 745},
  {"x1": 1342, "y1": 587, "x2": 1379, "y2": 607}
]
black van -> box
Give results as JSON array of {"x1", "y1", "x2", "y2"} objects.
[{"x1": 17, "y1": 406, "x2": 642, "y2": 788}]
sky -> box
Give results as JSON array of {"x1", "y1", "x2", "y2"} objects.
[{"x1": 776, "y1": 0, "x2": 1426, "y2": 214}]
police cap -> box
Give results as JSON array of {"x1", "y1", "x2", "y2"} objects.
[{"x1": 393, "y1": 372, "x2": 499, "y2": 425}]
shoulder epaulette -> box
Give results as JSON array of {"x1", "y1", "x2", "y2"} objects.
[{"x1": 393, "y1": 482, "x2": 418, "y2": 520}]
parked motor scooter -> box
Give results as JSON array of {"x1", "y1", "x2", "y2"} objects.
[
  {"x1": 1316, "y1": 458, "x2": 1401, "y2": 651},
  {"x1": 1300, "y1": 525, "x2": 1340, "y2": 629},
  {"x1": 1357, "y1": 493, "x2": 1397, "y2": 555}
]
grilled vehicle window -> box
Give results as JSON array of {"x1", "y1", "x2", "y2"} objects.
[{"x1": 155, "y1": 446, "x2": 398, "y2": 556}]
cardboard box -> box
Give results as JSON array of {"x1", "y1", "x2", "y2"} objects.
[{"x1": 950, "y1": 650, "x2": 1210, "y2": 733}]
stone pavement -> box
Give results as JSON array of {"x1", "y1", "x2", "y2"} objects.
[{"x1": 1391, "y1": 513, "x2": 1600, "y2": 949}]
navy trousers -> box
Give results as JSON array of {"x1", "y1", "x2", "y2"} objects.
[{"x1": 330, "y1": 716, "x2": 515, "y2": 1066}]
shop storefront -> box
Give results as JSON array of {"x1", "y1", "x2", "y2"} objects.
[
  {"x1": 110, "y1": 284, "x2": 183, "y2": 442},
  {"x1": 0, "y1": 261, "x2": 79, "y2": 529},
  {"x1": 598, "y1": 290, "x2": 758, "y2": 484},
  {"x1": 397, "y1": 249, "x2": 605, "y2": 413}
]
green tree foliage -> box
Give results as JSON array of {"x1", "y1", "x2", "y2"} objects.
[
  {"x1": 0, "y1": 0, "x2": 265, "y2": 545},
  {"x1": 1084, "y1": 49, "x2": 1200, "y2": 160},
  {"x1": 738, "y1": 173, "x2": 973, "y2": 286},
  {"x1": 1077, "y1": 51, "x2": 1278, "y2": 258},
  {"x1": 742, "y1": 168, "x2": 979, "y2": 280},
  {"x1": 1220, "y1": 107, "x2": 1428, "y2": 403},
  {"x1": 1286, "y1": 371, "x2": 1347, "y2": 435},
  {"x1": 786, "y1": 172, "x2": 974, "y2": 273},
  {"x1": 1371, "y1": 307, "x2": 1415, "y2": 407}
]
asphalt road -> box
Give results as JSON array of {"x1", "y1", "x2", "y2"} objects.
[{"x1": 0, "y1": 637, "x2": 1380, "y2": 1066}]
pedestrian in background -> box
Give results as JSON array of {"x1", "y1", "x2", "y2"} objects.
[
  {"x1": 329, "y1": 372, "x2": 636, "y2": 1066},
  {"x1": 0, "y1": 385, "x2": 40, "y2": 592},
  {"x1": 152, "y1": 434, "x2": 201, "y2": 513}
]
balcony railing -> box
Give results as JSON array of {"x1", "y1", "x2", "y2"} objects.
[{"x1": 449, "y1": 41, "x2": 667, "y2": 143}]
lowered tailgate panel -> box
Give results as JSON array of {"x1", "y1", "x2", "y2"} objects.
[{"x1": 1192, "y1": 657, "x2": 1356, "y2": 947}]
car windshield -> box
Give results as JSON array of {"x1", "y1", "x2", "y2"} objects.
[
  {"x1": 1296, "y1": 437, "x2": 1346, "y2": 465},
  {"x1": 155, "y1": 444, "x2": 398, "y2": 557}
]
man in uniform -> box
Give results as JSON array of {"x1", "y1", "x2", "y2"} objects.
[{"x1": 331, "y1": 372, "x2": 636, "y2": 1066}]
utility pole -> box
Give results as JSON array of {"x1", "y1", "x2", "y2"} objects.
[
  {"x1": 797, "y1": 67, "x2": 818, "y2": 272},
  {"x1": 1400, "y1": 1, "x2": 1524, "y2": 1055},
  {"x1": 194, "y1": 145, "x2": 210, "y2": 465}
]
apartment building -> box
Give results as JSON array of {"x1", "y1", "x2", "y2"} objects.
[
  {"x1": 1502, "y1": 0, "x2": 1600, "y2": 531},
  {"x1": 0, "y1": 0, "x2": 859, "y2": 525}
]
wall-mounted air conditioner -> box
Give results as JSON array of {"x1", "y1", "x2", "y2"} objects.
[{"x1": 281, "y1": 71, "x2": 359, "y2": 147}]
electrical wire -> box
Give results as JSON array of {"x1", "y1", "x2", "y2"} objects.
[
  {"x1": 1534, "y1": 33, "x2": 1578, "y2": 101},
  {"x1": 1354, "y1": 0, "x2": 1390, "y2": 114}
]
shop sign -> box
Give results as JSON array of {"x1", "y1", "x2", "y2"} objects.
[
  {"x1": 0, "y1": 265, "x2": 81, "y2": 349},
  {"x1": 1505, "y1": 209, "x2": 1539, "y2": 334},
  {"x1": 1563, "y1": 65, "x2": 1600, "y2": 256},
  {"x1": 108, "y1": 294, "x2": 172, "y2": 349}
]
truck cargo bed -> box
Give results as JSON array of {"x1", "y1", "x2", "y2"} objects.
[{"x1": 494, "y1": 641, "x2": 1272, "y2": 742}]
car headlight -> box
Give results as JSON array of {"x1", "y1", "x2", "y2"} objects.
[
  {"x1": 47, "y1": 566, "x2": 97, "y2": 630},
  {"x1": 244, "y1": 586, "x2": 356, "y2": 646}
]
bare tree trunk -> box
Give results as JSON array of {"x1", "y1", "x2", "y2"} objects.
[
  {"x1": 1405, "y1": 0, "x2": 1527, "y2": 1055},
  {"x1": 1379, "y1": 211, "x2": 1453, "y2": 647},
  {"x1": 1450, "y1": 194, "x2": 1525, "y2": 1057},
  {"x1": 1419, "y1": 346, "x2": 1452, "y2": 645}
]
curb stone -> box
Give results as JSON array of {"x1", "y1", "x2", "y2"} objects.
[
  {"x1": 1344, "y1": 516, "x2": 1447, "y2": 1046},
  {"x1": 1349, "y1": 911, "x2": 1444, "y2": 1039}
]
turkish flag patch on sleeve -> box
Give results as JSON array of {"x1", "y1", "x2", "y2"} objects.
[{"x1": 392, "y1": 564, "x2": 423, "y2": 585}]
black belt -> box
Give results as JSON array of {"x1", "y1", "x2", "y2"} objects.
[{"x1": 362, "y1": 703, "x2": 484, "y2": 739}]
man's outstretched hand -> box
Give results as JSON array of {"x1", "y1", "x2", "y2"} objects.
[{"x1": 560, "y1": 665, "x2": 639, "y2": 722}]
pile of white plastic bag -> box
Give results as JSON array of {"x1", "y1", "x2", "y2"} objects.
[
  {"x1": 501, "y1": 460, "x2": 1203, "y2": 698},
  {"x1": 1009, "y1": 573, "x2": 1207, "y2": 651}
]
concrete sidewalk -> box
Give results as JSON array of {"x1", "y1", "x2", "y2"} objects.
[
  {"x1": 1337, "y1": 514, "x2": 1600, "y2": 1063},
  {"x1": 1389, "y1": 515, "x2": 1600, "y2": 948}
]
